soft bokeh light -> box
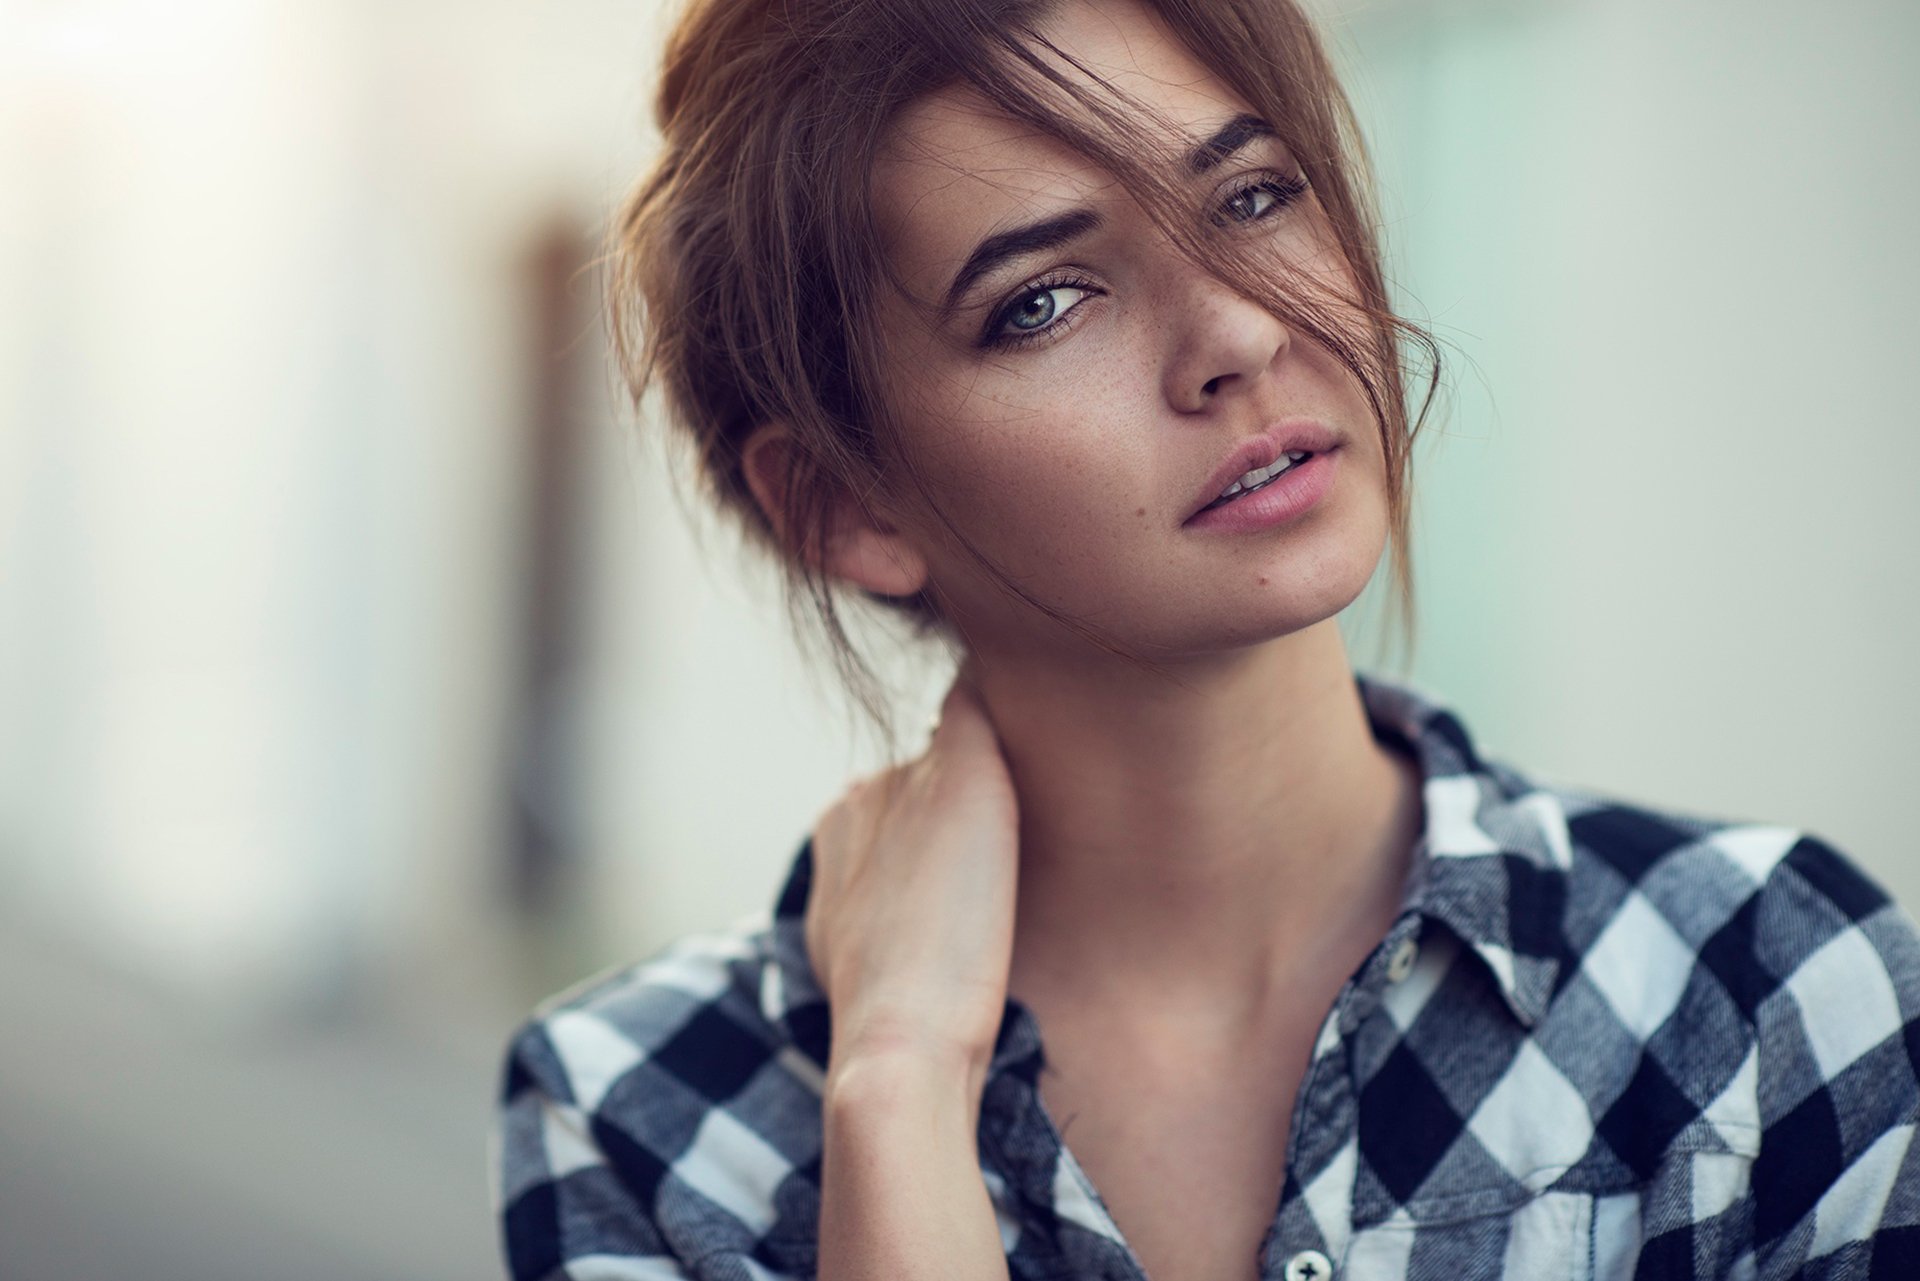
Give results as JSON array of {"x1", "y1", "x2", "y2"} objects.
[{"x1": 1, "y1": 0, "x2": 1914, "y2": 1275}]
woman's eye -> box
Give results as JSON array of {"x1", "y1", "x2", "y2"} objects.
[
  {"x1": 1224, "y1": 187, "x2": 1278, "y2": 220},
  {"x1": 991, "y1": 282, "x2": 1093, "y2": 343},
  {"x1": 1217, "y1": 173, "x2": 1310, "y2": 224}
]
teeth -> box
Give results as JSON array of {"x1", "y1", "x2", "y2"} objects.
[{"x1": 1216, "y1": 451, "x2": 1308, "y2": 502}]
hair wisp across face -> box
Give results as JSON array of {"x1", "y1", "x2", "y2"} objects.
[
  {"x1": 612, "y1": 0, "x2": 1441, "y2": 748},
  {"x1": 858, "y1": 2, "x2": 1396, "y2": 662}
]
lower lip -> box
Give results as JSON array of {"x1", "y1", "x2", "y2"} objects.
[{"x1": 1184, "y1": 448, "x2": 1338, "y2": 533}]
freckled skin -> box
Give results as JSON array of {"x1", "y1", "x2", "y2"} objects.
[
  {"x1": 762, "y1": 31, "x2": 1432, "y2": 1273},
  {"x1": 861, "y1": 0, "x2": 1393, "y2": 660}
]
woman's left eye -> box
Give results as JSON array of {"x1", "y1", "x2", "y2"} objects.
[{"x1": 1217, "y1": 172, "x2": 1310, "y2": 224}]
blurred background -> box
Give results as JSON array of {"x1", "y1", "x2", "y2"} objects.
[{"x1": 2, "y1": 0, "x2": 1915, "y2": 1275}]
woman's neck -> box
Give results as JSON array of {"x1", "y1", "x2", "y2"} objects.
[{"x1": 972, "y1": 620, "x2": 1425, "y2": 1049}]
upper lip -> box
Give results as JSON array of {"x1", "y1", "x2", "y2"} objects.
[{"x1": 1184, "y1": 419, "x2": 1344, "y2": 522}]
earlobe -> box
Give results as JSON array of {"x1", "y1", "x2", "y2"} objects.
[{"x1": 740, "y1": 422, "x2": 931, "y2": 599}]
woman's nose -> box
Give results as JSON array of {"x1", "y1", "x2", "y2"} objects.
[{"x1": 1159, "y1": 266, "x2": 1291, "y2": 415}]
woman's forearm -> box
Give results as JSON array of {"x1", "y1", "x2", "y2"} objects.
[{"x1": 818, "y1": 1048, "x2": 1010, "y2": 1281}]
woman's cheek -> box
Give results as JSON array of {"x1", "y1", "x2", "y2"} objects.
[{"x1": 911, "y1": 336, "x2": 1149, "y2": 528}]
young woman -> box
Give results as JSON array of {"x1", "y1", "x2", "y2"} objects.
[{"x1": 492, "y1": 0, "x2": 1920, "y2": 1277}]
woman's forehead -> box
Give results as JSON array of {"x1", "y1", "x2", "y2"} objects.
[
  {"x1": 873, "y1": 0, "x2": 1257, "y2": 297},
  {"x1": 875, "y1": 92, "x2": 1114, "y2": 240}
]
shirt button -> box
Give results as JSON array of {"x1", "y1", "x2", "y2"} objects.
[
  {"x1": 1386, "y1": 935, "x2": 1419, "y2": 984},
  {"x1": 1284, "y1": 1249, "x2": 1334, "y2": 1281}
]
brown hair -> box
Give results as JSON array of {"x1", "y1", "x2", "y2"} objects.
[{"x1": 610, "y1": 0, "x2": 1443, "y2": 752}]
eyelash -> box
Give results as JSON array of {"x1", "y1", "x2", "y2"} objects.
[
  {"x1": 980, "y1": 169, "x2": 1312, "y2": 351},
  {"x1": 1213, "y1": 170, "x2": 1311, "y2": 226},
  {"x1": 980, "y1": 272, "x2": 1103, "y2": 352}
]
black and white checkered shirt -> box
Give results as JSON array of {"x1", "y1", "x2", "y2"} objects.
[{"x1": 492, "y1": 670, "x2": 1920, "y2": 1279}]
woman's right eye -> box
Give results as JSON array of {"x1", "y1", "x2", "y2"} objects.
[{"x1": 984, "y1": 278, "x2": 1099, "y2": 349}]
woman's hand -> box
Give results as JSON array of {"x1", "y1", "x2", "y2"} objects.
[{"x1": 804, "y1": 664, "x2": 1020, "y2": 1084}]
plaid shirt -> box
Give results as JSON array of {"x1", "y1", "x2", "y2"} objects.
[{"x1": 492, "y1": 670, "x2": 1920, "y2": 1280}]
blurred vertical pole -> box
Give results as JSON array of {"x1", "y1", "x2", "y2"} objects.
[{"x1": 504, "y1": 216, "x2": 594, "y2": 925}]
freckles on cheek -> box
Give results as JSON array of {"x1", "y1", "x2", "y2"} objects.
[{"x1": 909, "y1": 331, "x2": 1157, "y2": 530}]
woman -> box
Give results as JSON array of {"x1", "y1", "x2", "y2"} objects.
[{"x1": 492, "y1": 0, "x2": 1920, "y2": 1276}]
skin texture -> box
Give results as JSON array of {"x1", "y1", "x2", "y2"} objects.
[
  {"x1": 863, "y1": 36, "x2": 1386, "y2": 663},
  {"x1": 748, "y1": 0, "x2": 1422, "y2": 1039},
  {"x1": 747, "y1": 2, "x2": 1430, "y2": 1275}
]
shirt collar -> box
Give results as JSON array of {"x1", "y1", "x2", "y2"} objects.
[
  {"x1": 761, "y1": 668, "x2": 1574, "y2": 1073},
  {"x1": 763, "y1": 840, "x2": 835, "y2": 1074},
  {"x1": 1358, "y1": 670, "x2": 1574, "y2": 1029}
]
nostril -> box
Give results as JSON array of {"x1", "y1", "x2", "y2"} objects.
[{"x1": 1201, "y1": 375, "x2": 1223, "y2": 395}]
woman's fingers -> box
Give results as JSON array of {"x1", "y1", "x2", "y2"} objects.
[{"x1": 804, "y1": 657, "x2": 1021, "y2": 1071}]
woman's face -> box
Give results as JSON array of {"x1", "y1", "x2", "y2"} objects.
[{"x1": 866, "y1": 0, "x2": 1391, "y2": 660}]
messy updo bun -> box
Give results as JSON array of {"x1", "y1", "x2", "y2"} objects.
[{"x1": 609, "y1": 0, "x2": 1441, "y2": 750}]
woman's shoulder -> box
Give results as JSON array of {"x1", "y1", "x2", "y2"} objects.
[
  {"x1": 1509, "y1": 768, "x2": 1920, "y2": 1135},
  {"x1": 1368, "y1": 669, "x2": 1918, "y2": 999},
  {"x1": 1428, "y1": 729, "x2": 1919, "y2": 1020},
  {"x1": 495, "y1": 902, "x2": 817, "y2": 1121},
  {"x1": 1464, "y1": 768, "x2": 1920, "y2": 1267},
  {"x1": 1535, "y1": 773, "x2": 1919, "y2": 1001},
  {"x1": 494, "y1": 902, "x2": 830, "y2": 1273},
  {"x1": 1499, "y1": 763, "x2": 1920, "y2": 1021}
]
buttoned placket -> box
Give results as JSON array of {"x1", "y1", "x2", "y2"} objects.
[
  {"x1": 1282, "y1": 1248, "x2": 1334, "y2": 1281},
  {"x1": 1253, "y1": 911, "x2": 1426, "y2": 1280},
  {"x1": 1385, "y1": 933, "x2": 1419, "y2": 984},
  {"x1": 977, "y1": 912, "x2": 1432, "y2": 1281}
]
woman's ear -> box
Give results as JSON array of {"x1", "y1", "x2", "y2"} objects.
[{"x1": 740, "y1": 422, "x2": 931, "y2": 598}]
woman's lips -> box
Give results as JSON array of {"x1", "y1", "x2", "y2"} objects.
[
  {"x1": 1184, "y1": 419, "x2": 1343, "y2": 522},
  {"x1": 1182, "y1": 445, "x2": 1338, "y2": 532}
]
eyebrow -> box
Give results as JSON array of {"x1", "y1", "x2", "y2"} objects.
[
  {"x1": 935, "y1": 113, "x2": 1279, "y2": 319},
  {"x1": 940, "y1": 207, "x2": 1103, "y2": 318},
  {"x1": 1187, "y1": 113, "x2": 1277, "y2": 173}
]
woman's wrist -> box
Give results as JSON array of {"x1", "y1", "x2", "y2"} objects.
[{"x1": 825, "y1": 1030, "x2": 992, "y2": 1125}]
